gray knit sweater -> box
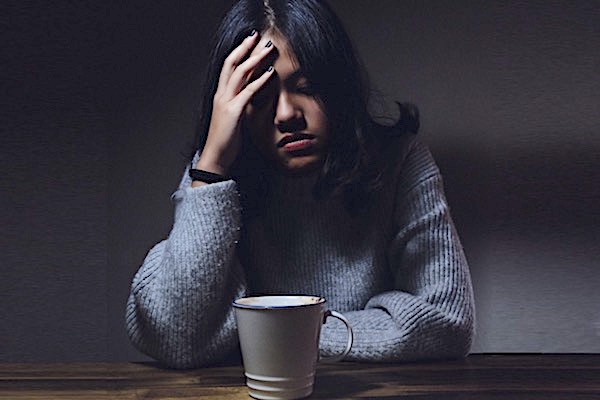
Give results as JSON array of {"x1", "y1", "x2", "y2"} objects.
[{"x1": 126, "y1": 135, "x2": 475, "y2": 369}]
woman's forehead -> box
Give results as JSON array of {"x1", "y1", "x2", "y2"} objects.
[{"x1": 249, "y1": 32, "x2": 300, "y2": 79}]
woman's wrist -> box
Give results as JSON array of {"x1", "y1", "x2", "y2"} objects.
[
  {"x1": 189, "y1": 168, "x2": 230, "y2": 183},
  {"x1": 191, "y1": 153, "x2": 232, "y2": 187},
  {"x1": 195, "y1": 153, "x2": 230, "y2": 176}
]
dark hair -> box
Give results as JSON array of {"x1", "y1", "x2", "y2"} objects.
[{"x1": 193, "y1": 0, "x2": 419, "y2": 213}]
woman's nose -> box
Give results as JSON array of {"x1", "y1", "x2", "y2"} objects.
[{"x1": 274, "y1": 91, "x2": 301, "y2": 130}]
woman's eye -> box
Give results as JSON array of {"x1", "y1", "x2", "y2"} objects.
[
  {"x1": 251, "y1": 87, "x2": 274, "y2": 107},
  {"x1": 296, "y1": 85, "x2": 314, "y2": 96},
  {"x1": 251, "y1": 93, "x2": 270, "y2": 107},
  {"x1": 251, "y1": 79, "x2": 277, "y2": 107}
]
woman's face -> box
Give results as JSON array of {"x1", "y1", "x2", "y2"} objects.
[{"x1": 243, "y1": 32, "x2": 329, "y2": 176}]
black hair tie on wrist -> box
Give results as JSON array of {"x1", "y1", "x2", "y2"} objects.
[{"x1": 189, "y1": 168, "x2": 230, "y2": 184}]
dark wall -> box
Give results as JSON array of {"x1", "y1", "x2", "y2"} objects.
[
  {"x1": 3, "y1": 1, "x2": 111, "y2": 361},
  {"x1": 2, "y1": 1, "x2": 598, "y2": 362}
]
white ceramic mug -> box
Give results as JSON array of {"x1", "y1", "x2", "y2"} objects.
[{"x1": 233, "y1": 295, "x2": 353, "y2": 400}]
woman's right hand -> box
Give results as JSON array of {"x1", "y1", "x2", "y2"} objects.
[{"x1": 195, "y1": 31, "x2": 275, "y2": 179}]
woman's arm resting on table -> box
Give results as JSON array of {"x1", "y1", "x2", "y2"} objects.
[
  {"x1": 125, "y1": 177, "x2": 247, "y2": 369},
  {"x1": 321, "y1": 140, "x2": 475, "y2": 361}
]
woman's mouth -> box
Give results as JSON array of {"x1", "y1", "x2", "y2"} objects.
[{"x1": 277, "y1": 133, "x2": 316, "y2": 152}]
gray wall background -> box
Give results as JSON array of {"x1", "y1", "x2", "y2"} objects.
[{"x1": 2, "y1": 0, "x2": 598, "y2": 362}]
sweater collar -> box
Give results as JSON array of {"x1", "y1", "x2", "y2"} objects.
[{"x1": 270, "y1": 171, "x2": 320, "y2": 201}]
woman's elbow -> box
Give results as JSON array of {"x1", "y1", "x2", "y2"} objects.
[{"x1": 440, "y1": 314, "x2": 475, "y2": 359}]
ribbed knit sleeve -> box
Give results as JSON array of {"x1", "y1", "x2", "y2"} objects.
[
  {"x1": 320, "y1": 139, "x2": 475, "y2": 361},
  {"x1": 125, "y1": 180, "x2": 247, "y2": 368}
]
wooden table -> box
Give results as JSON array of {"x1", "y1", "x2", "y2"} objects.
[{"x1": 1, "y1": 354, "x2": 599, "y2": 399}]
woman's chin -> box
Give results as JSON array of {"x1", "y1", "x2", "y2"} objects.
[{"x1": 275, "y1": 155, "x2": 324, "y2": 176}]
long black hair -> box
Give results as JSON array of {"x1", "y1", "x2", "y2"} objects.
[{"x1": 193, "y1": 0, "x2": 419, "y2": 213}]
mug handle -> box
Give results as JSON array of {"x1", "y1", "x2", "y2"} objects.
[{"x1": 320, "y1": 310, "x2": 353, "y2": 363}]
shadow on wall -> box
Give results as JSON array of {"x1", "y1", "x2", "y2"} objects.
[{"x1": 437, "y1": 145, "x2": 599, "y2": 241}]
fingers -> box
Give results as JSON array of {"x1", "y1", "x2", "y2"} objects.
[
  {"x1": 225, "y1": 40, "x2": 275, "y2": 98},
  {"x1": 237, "y1": 65, "x2": 275, "y2": 105},
  {"x1": 217, "y1": 30, "x2": 259, "y2": 94}
]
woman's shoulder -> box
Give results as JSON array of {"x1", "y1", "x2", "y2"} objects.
[
  {"x1": 382, "y1": 134, "x2": 441, "y2": 194},
  {"x1": 369, "y1": 101, "x2": 427, "y2": 176}
]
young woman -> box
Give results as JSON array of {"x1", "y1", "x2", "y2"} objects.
[{"x1": 126, "y1": 0, "x2": 475, "y2": 369}]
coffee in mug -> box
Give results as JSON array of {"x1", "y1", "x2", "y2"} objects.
[{"x1": 233, "y1": 295, "x2": 353, "y2": 400}]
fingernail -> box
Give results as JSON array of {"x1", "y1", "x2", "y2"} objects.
[
  {"x1": 249, "y1": 29, "x2": 257, "y2": 37},
  {"x1": 265, "y1": 40, "x2": 272, "y2": 48},
  {"x1": 267, "y1": 65, "x2": 274, "y2": 72}
]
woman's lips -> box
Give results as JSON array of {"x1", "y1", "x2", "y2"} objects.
[{"x1": 277, "y1": 133, "x2": 316, "y2": 152}]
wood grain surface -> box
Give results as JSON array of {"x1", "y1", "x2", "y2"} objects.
[{"x1": 1, "y1": 354, "x2": 599, "y2": 399}]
